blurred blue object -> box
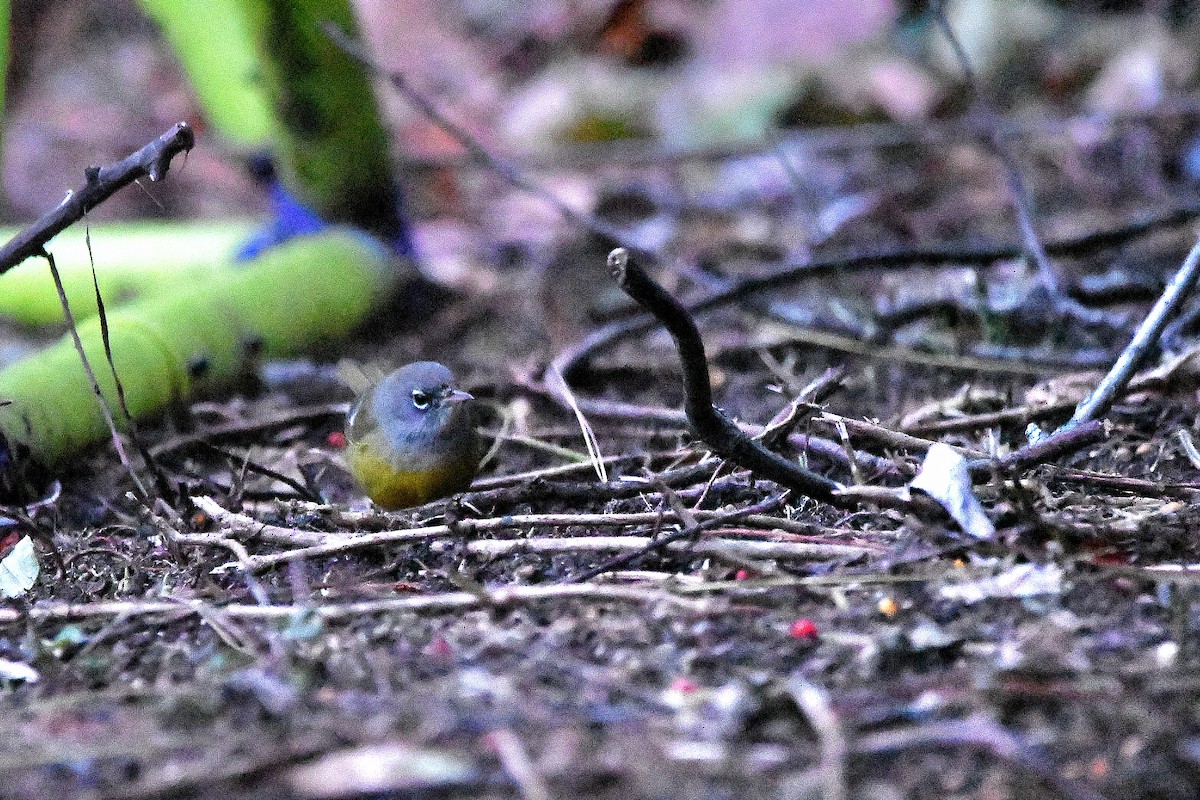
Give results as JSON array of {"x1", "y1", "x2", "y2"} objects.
[
  {"x1": 237, "y1": 154, "x2": 415, "y2": 261},
  {"x1": 1183, "y1": 134, "x2": 1200, "y2": 182},
  {"x1": 236, "y1": 177, "x2": 329, "y2": 260}
]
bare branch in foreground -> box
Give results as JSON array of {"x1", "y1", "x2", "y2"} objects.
[
  {"x1": 0, "y1": 123, "x2": 195, "y2": 276},
  {"x1": 192, "y1": 495, "x2": 877, "y2": 574}
]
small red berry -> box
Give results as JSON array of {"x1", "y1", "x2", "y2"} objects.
[
  {"x1": 669, "y1": 677, "x2": 699, "y2": 694},
  {"x1": 734, "y1": 569, "x2": 751, "y2": 581},
  {"x1": 789, "y1": 618, "x2": 819, "y2": 641},
  {"x1": 326, "y1": 431, "x2": 347, "y2": 448},
  {"x1": 423, "y1": 636, "x2": 453, "y2": 658}
]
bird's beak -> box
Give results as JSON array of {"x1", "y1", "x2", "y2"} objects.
[{"x1": 444, "y1": 388, "x2": 474, "y2": 405}]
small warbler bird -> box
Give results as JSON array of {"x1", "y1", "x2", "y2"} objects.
[{"x1": 344, "y1": 361, "x2": 480, "y2": 509}]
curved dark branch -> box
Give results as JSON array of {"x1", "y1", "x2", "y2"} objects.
[
  {"x1": 0, "y1": 123, "x2": 195, "y2": 276},
  {"x1": 607, "y1": 248, "x2": 848, "y2": 505}
]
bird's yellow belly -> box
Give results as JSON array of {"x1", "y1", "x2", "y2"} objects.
[{"x1": 346, "y1": 441, "x2": 474, "y2": 509}]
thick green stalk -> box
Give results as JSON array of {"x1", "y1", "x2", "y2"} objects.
[
  {"x1": 137, "y1": 0, "x2": 400, "y2": 238},
  {"x1": 248, "y1": 0, "x2": 400, "y2": 238},
  {"x1": 0, "y1": 220, "x2": 255, "y2": 325},
  {"x1": 136, "y1": 0, "x2": 273, "y2": 147},
  {"x1": 0, "y1": 228, "x2": 400, "y2": 465}
]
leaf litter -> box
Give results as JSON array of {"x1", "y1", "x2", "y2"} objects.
[{"x1": 4, "y1": 2, "x2": 1200, "y2": 798}]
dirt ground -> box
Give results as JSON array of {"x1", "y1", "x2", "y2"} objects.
[{"x1": 5, "y1": 2, "x2": 1200, "y2": 799}]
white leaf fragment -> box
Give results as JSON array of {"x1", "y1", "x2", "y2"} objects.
[
  {"x1": 908, "y1": 443, "x2": 995, "y2": 540},
  {"x1": 0, "y1": 537, "x2": 39, "y2": 598},
  {"x1": 0, "y1": 658, "x2": 38, "y2": 684}
]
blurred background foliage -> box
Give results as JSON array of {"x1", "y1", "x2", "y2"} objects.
[{"x1": 2, "y1": 0, "x2": 1198, "y2": 223}]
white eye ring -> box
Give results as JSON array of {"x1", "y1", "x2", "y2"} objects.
[{"x1": 411, "y1": 389, "x2": 432, "y2": 409}]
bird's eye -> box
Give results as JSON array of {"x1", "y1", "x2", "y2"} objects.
[{"x1": 411, "y1": 389, "x2": 432, "y2": 409}]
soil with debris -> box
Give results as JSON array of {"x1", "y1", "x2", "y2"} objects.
[{"x1": 6, "y1": 2, "x2": 1200, "y2": 799}]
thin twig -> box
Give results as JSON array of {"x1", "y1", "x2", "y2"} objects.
[
  {"x1": 43, "y1": 251, "x2": 148, "y2": 499},
  {"x1": 1058, "y1": 235, "x2": 1200, "y2": 434},
  {"x1": 565, "y1": 492, "x2": 789, "y2": 583},
  {"x1": 0, "y1": 583, "x2": 714, "y2": 626},
  {"x1": 547, "y1": 365, "x2": 608, "y2": 481},
  {"x1": 86, "y1": 230, "x2": 176, "y2": 504},
  {"x1": 469, "y1": 454, "x2": 643, "y2": 490},
  {"x1": 192, "y1": 441, "x2": 323, "y2": 503},
  {"x1": 487, "y1": 729, "x2": 552, "y2": 800},
  {"x1": 789, "y1": 678, "x2": 849, "y2": 800},
  {"x1": 314, "y1": 504, "x2": 878, "y2": 544},
  {"x1": 149, "y1": 403, "x2": 348, "y2": 459},
  {"x1": 453, "y1": 461, "x2": 748, "y2": 512},
  {"x1": 818, "y1": 413, "x2": 988, "y2": 460},
  {"x1": 1045, "y1": 466, "x2": 1200, "y2": 500},
  {"x1": 832, "y1": 418, "x2": 863, "y2": 486},
  {"x1": 456, "y1": 536, "x2": 875, "y2": 562},
  {"x1": 903, "y1": 401, "x2": 1077, "y2": 435},
  {"x1": 930, "y1": 1, "x2": 1119, "y2": 329},
  {"x1": 855, "y1": 715, "x2": 1107, "y2": 800}
]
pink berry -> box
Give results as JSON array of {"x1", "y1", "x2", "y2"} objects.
[{"x1": 789, "y1": 619, "x2": 819, "y2": 640}]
